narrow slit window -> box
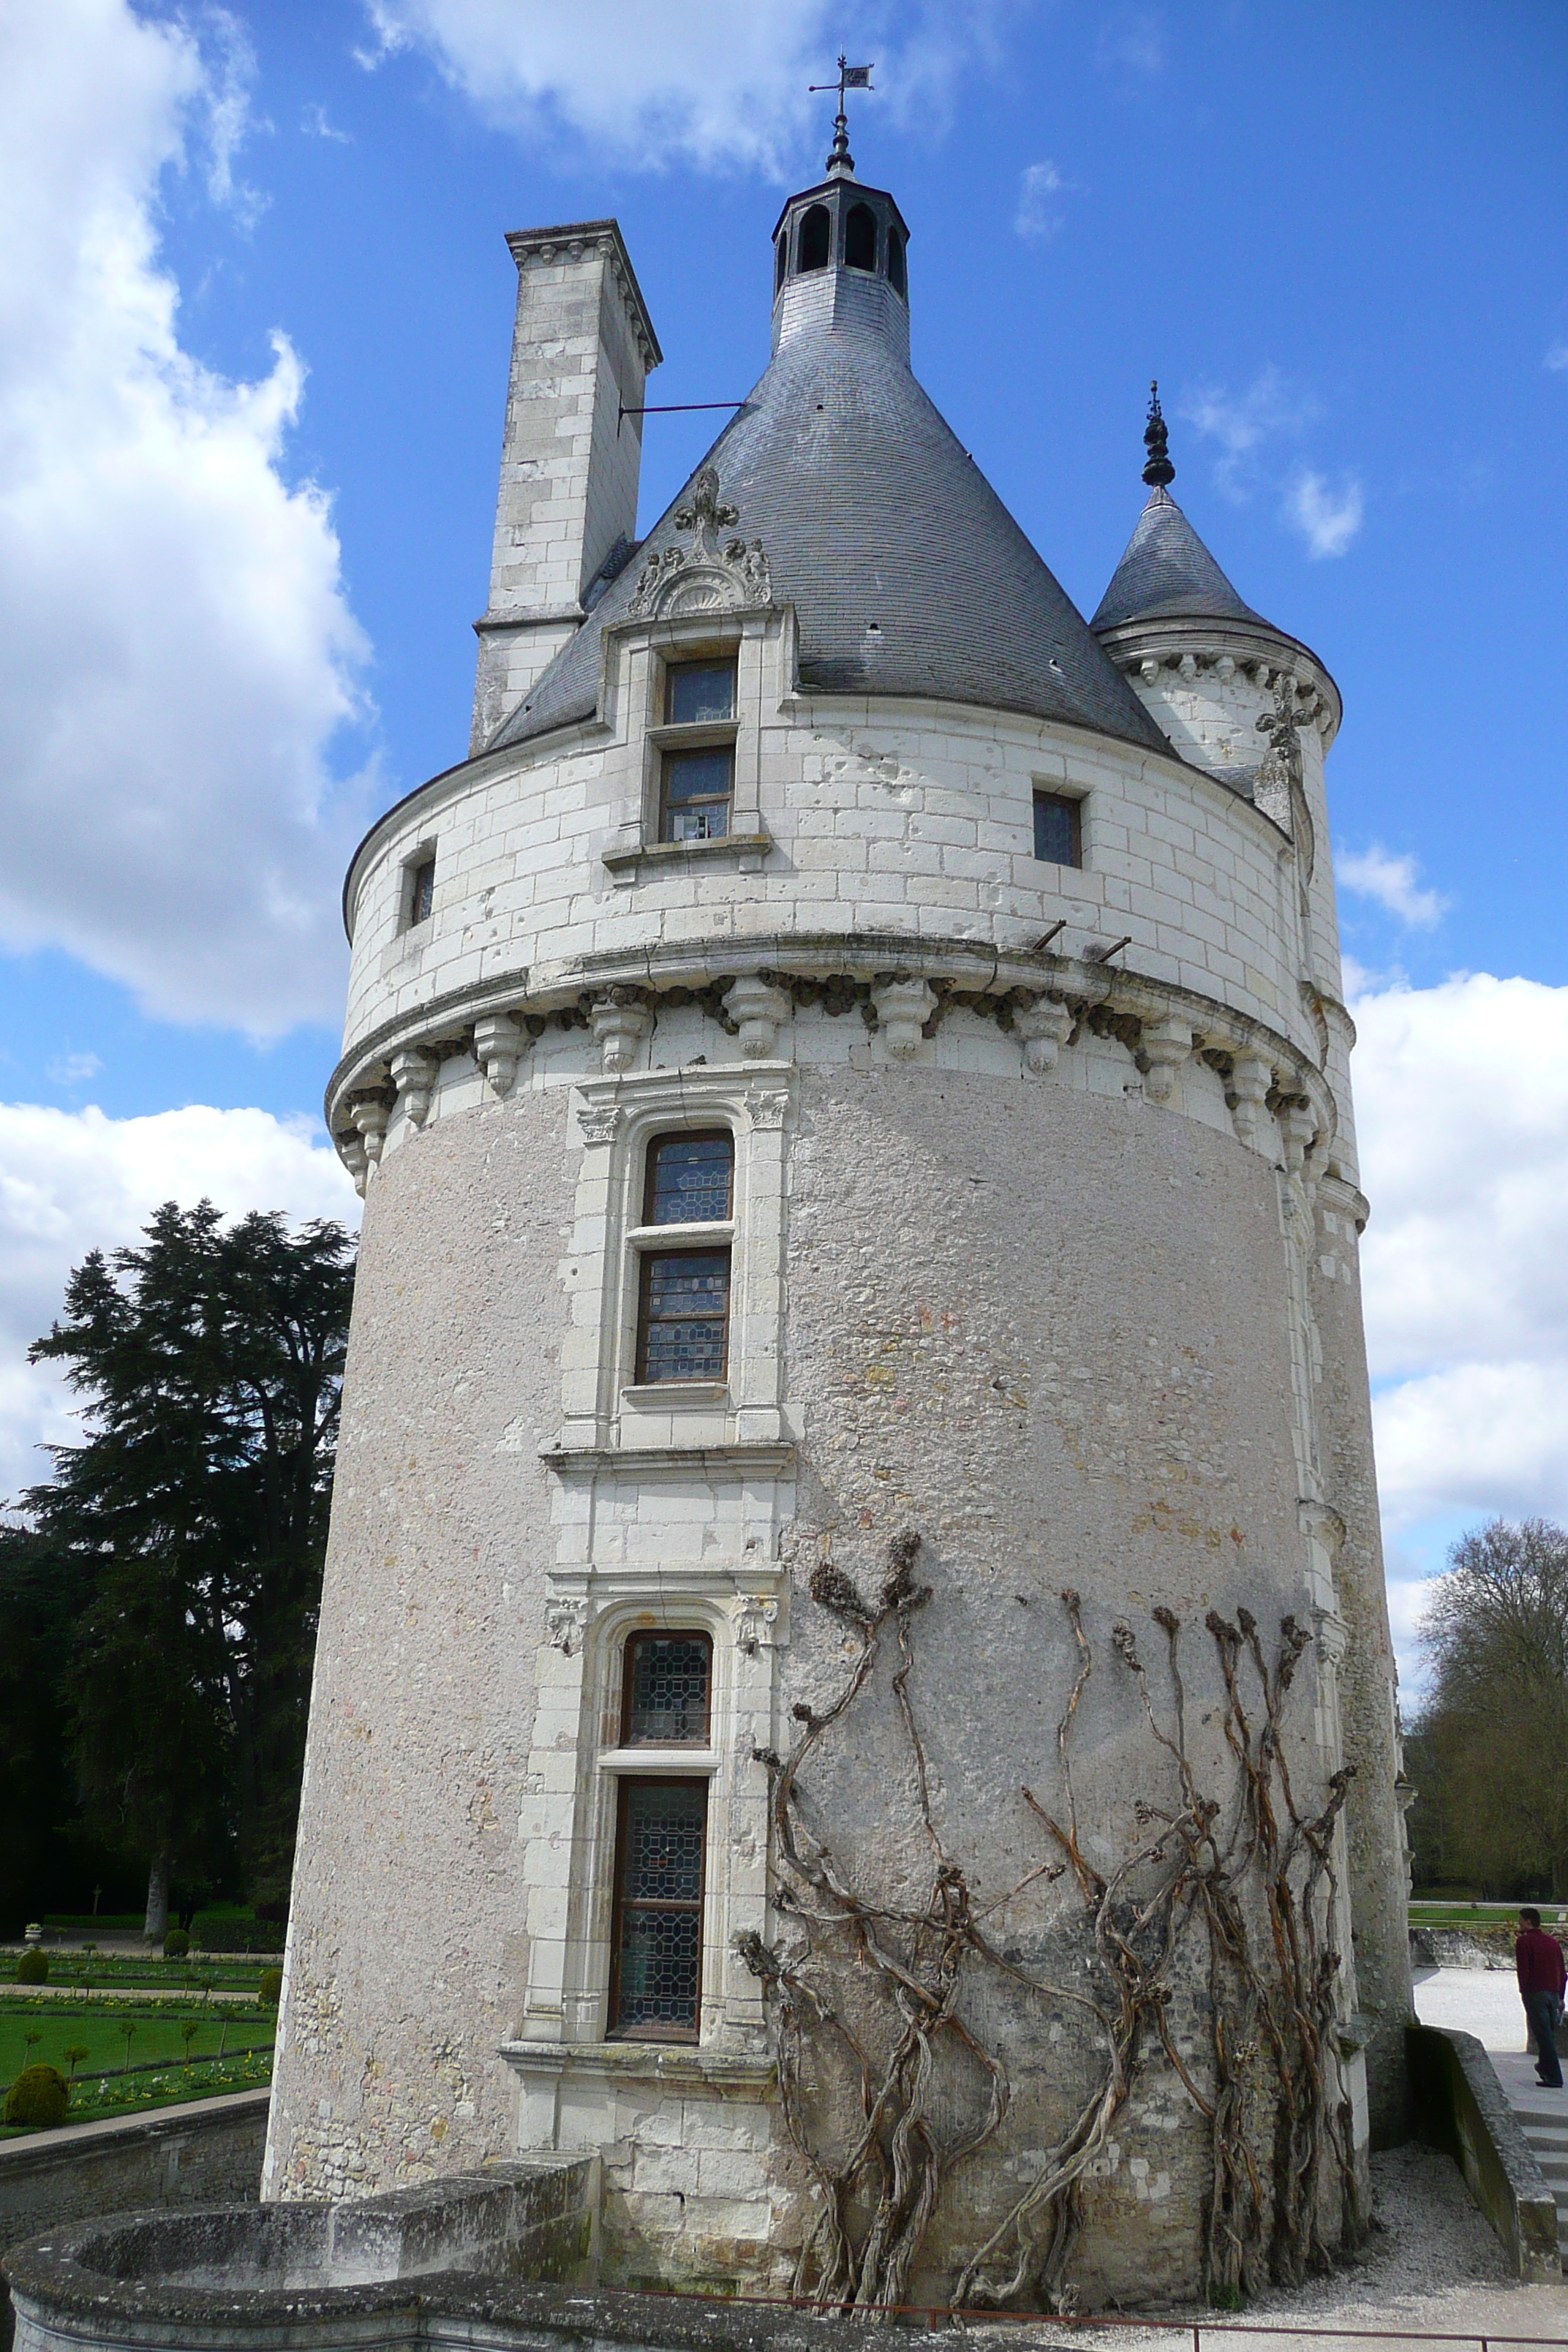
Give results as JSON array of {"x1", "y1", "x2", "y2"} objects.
[
  {"x1": 637, "y1": 1251, "x2": 730, "y2": 1382},
  {"x1": 644, "y1": 1130, "x2": 734, "y2": 1226},
  {"x1": 797, "y1": 204, "x2": 831, "y2": 273},
  {"x1": 774, "y1": 234, "x2": 788, "y2": 295},
  {"x1": 609, "y1": 1777, "x2": 707, "y2": 2038},
  {"x1": 408, "y1": 856, "x2": 435, "y2": 926},
  {"x1": 1033, "y1": 791, "x2": 1082, "y2": 869},
  {"x1": 622, "y1": 1632, "x2": 712, "y2": 1746},
  {"x1": 886, "y1": 228, "x2": 906, "y2": 297},
  {"x1": 845, "y1": 203, "x2": 877, "y2": 272}
]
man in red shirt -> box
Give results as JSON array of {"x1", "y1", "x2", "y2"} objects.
[{"x1": 1517, "y1": 1908, "x2": 1567, "y2": 2087}]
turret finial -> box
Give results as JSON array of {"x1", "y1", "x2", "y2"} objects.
[
  {"x1": 1142, "y1": 380, "x2": 1175, "y2": 489},
  {"x1": 810, "y1": 54, "x2": 873, "y2": 177}
]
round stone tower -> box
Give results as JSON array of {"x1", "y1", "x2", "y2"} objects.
[{"x1": 267, "y1": 150, "x2": 1410, "y2": 2312}]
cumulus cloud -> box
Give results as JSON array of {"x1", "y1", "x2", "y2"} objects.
[
  {"x1": 1179, "y1": 366, "x2": 1319, "y2": 499},
  {"x1": 1014, "y1": 160, "x2": 1064, "y2": 241},
  {"x1": 1352, "y1": 973, "x2": 1568, "y2": 1533},
  {"x1": 1336, "y1": 844, "x2": 1448, "y2": 929},
  {"x1": 0, "y1": 1099, "x2": 358, "y2": 1506},
  {"x1": 0, "y1": 0, "x2": 370, "y2": 1036},
  {"x1": 358, "y1": 0, "x2": 996, "y2": 174},
  {"x1": 1285, "y1": 465, "x2": 1363, "y2": 558}
]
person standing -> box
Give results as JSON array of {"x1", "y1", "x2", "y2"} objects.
[{"x1": 1516, "y1": 1908, "x2": 1566, "y2": 2087}]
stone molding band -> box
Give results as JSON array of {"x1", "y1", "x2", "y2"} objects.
[{"x1": 327, "y1": 934, "x2": 1341, "y2": 1196}]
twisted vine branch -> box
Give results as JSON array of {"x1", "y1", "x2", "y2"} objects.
[{"x1": 738, "y1": 1535, "x2": 1365, "y2": 2313}]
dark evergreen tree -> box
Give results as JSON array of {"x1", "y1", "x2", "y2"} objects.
[{"x1": 23, "y1": 1203, "x2": 355, "y2": 1937}]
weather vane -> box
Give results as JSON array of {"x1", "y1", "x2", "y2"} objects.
[{"x1": 810, "y1": 53, "x2": 874, "y2": 174}]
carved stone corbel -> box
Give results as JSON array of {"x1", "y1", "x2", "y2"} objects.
[
  {"x1": 724, "y1": 976, "x2": 793, "y2": 1060},
  {"x1": 473, "y1": 1012, "x2": 523, "y2": 1100},
  {"x1": 1281, "y1": 1102, "x2": 1320, "y2": 1177},
  {"x1": 1228, "y1": 1052, "x2": 1274, "y2": 1149},
  {"x1": 389, "y1": 1047, "x2": 437, "y2": 1130},
  {"x1": 350, "y1": 1098, "x2": 390, "y2": 1178},
  {"x1": 544, "y1": 1596, "x2": 591, "y2": 1656},
  {"x1": 337, "y1": 1129, "x2": 369, "y2": 1197},
  {"x1": 871, "y1": 976, "x2": 936, "y2": 1058},
  {"x1": 1140, "y1": 1014, "x2": 1194, "y2": 1106},
  {"x1": 734, "y1": 1596, "x2": 780, "y2": 1654},
  {"x1": 590, "y1": 992, "x2": 650, "y2": 1075},
  {"x1": 1013, "y1": 996, "x2": 1073, "y2": 1077}
]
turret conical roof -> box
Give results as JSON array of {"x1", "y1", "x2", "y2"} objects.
[
  {"x1": 1091, "y1": 484, "x2": 1272, "y2": 633},
  {"x1": 489, "y1": 205, "x2": 1169, "y2": 760}
]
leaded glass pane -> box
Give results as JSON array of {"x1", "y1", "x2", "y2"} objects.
[
  {"x1": 646, "y1": 1132, "x2": 733, "y2": 1226},
  {"x1": 625, "y1": 1633, "x2": 711, "y2": 1745},
  {"x1": 662, "y1": 747, "x2": 731, "y2": 841},
  {"x1": 1033, "y1": 791, "x2": 1080, "y2": 868},
  {"x1": 638, "y1": 1249, "x2": 729, "y2": 1382},
  {"x1": 612, "y1": 1779, "x2": 706, "y2": 2036},
  {"x1": 666, "y1": 663, "x2": 734, "y2": 724}
]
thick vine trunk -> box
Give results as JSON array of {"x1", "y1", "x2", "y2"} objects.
[{"x1": 143, "y1": 1848, "x2": 170, "y2": 1945}]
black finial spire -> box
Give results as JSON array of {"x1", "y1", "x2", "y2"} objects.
[
  {"x1": 810, "y1": 54, "x2": 873, "y2": 176},
  {"x1": 1142, "y1": 380, "x2": 1175, "y2": 489}
]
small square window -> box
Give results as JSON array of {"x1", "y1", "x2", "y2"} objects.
[
  {"x1": 644, "y1": 1131, "x2": 734, "y2": 1226},
  {"x1": 637, "y1": 1250, "x2": 731, "y2": 1383},
  {"x1": 1033, "y1": 792, "x2": 1082, "y2": 869},
  {"x1": 408, "y1": 856, "x2": 435, "y2": 925},
  {"x1": 662, "y1": 749, "x2": 732, "y2": 842},
  {"x1": 622, "y1": 1632, "x2": 712, "y2": 1746},
  {"x1": 666, "y1": 662, "x2": 734, "y2": 725}
]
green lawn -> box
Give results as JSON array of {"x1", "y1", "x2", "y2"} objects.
[
  {"x1": 0, "y1": 1953, "x2": 270, "y2": 1995},
  {"x1": 0, "y1": 1999, "x2": 273, "y2": 2087}
]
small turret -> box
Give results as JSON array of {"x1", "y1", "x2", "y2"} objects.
[
  {"x1": 769, "y1": 165, "x2": 909, "y2": 362},
  {"x1": 1092, "y1": 386, "x2": 1340, "y2": 788}
]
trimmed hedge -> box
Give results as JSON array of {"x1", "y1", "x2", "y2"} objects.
[
  {"x1": 258, "y1": 1966, "x2": 283, "y2": 2005},
  {"x1": 162, "y1": 1929, "x2": 190, "y2": 1958},
  {"x1": 4, "y1": 2064, "x2": 69, "y2": 2128},
  {"x1": 15, "y1": 1949, "x2": 49, "y2": 1985},
  {"x1": 191, "y1": 1910, "x2": 285, "y2": 1954}
]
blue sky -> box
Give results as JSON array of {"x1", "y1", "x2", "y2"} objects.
[{"x1": 1, "y1": 0, "x2": 1566, "y2": 1682}]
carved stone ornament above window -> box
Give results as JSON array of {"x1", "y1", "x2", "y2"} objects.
[{"x1": 627, "y1": 465, "x2": 774, "y2": 619}]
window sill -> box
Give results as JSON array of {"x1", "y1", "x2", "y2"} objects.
[
  {"x1": 597, "y1": 1748, "x2": 719, "y2": 1774},
  {"x1": 500, "y1": 2039, "x2": 774, "y2": 2093},
  {"x1": 628, "y1": 1221, "x2": 734, "y2": 1249},
  {"x1": 619, "y1": 1381, "x2": 730, "y2": 1408},
  {"x1": 603, "y1": 832, "x2": 773, "y2": 884}
]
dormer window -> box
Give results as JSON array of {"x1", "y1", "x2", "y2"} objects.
[
  {"x1": 845, "y1": 203, "x2": 877, "y2": 272},
  {"x1": 658, "y1": 659, "x2": 736, "y2": 843},
  {"x1": 798, "y1": 205, "x2": 831, "y2": 273}
]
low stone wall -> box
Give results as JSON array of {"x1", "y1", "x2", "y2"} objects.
[
  {"x1": 4, "y1": 2163, "x2": 605, "y2": 2352},
  {"x1": 1406, "y1": 2024, "x2": 1559, "y2": 2281}
]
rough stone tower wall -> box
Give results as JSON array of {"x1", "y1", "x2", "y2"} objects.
[{"x1": 276, "y1": 201, "x2": 1411, "y2": 2307}]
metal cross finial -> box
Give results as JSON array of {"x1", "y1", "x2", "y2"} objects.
[
  {"x1": 1142, "y1": 379, "x2": 1175, "y2": 489},
  {"x1": 810, "y1": 53, "x2": 874, "y2": 175}
]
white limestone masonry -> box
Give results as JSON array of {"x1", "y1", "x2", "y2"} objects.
[{"x1": 274, "y1": 189, "x2": 1411, "y2": 2307}]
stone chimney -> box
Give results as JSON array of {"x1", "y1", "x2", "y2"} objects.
[{"x1": 470, "y1": 220, "x2": 661, "y2": 753}]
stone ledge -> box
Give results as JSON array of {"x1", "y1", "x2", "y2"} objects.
[
  {"x1": 500, "y1": 2040, "x2": 774, "y2": 2095},
  {"x1": 540, "y1": 1442, "x2": 795, "y2": 1480}
]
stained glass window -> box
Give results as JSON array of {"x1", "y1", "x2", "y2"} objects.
[
  {"x1": 409, "y1": 857, "x2": 434, "y2": 924},
  {"x1": 622, "y1": 1632, "x2": 712, "y2": 1746},
  {"x1": 637, "y1": 1250, "x2": 730, "y2": 1382},
  {"x1": 611, "y1": 1779, "x2": 707, "y2": 2038},
  {"x1": 644, "y1": 1131, "x2": 734, "y2": 1226}
]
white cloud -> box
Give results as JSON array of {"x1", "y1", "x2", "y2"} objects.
[
  {"x1": 0, "y1": 0, "x2": 370, "y2": 1036},
  {"x1": 302, "y1": 102, "x2": 353, "y2": 144},
  {"x1": 1179, "y1": 366, "x2": 1319, "y2": 498},
  {"x1": 1352, "y1": 973, "x2": 1568, "y2": 1534},
  {"x1": 1285, "y1": 464, "x2": 1363, "y2": 558},
  {"x1": 0, "y1": 1098, "x2": 358, "y2": 1506},
  {"x1": 1336, "y1": 843, "x2": 1448, "y2": 929},
  {"x1": 358, "y1": 0, "x2": 996, "y2": 174},
  {"x1": 1546, "y1": 342, "x2": 1568, "y2": 373},
  {"x1": 45, "y1": 1054, "x2": 104, "y2": 1088},
  {"x1": 1014, "y1": 161, "x2": 1063, "y2": 241}
]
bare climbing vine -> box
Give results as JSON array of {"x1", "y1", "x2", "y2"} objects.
[{"x1": 737, "y1": 1531, "x2": 1364, "y2": 2314}]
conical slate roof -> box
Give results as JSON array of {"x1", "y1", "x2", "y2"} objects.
[
  {"x1": 1091, "y1": 485, "x2": 1272, "y2": 633},
  {"x1": 491, "y1": 314, "x2": 1170, "y2": 758}
]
